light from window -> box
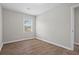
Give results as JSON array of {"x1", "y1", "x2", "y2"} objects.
[{"x1": 24, "y1": 17, "x2": 32, "y2": 32}]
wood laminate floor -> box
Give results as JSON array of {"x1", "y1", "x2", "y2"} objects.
[{"x1": 0, "y1": 38, "x2": 79, "y2": 55}]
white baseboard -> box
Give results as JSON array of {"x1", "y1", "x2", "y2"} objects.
[
  {"x1": 75, "y1": 42, "x2": 79, "y2": 45},
  {"x1": 36, "y1": 36, "x2": 73, "y2": 51},
  {"x1": 3, "y1": 37, "x2": 34, "y2": 44},
  {"x1": 2, "y1": 35, "x2": 73, "y2": 51},
  {"x1": 0, "y1": 48, "x2": 1, "y2": 52},
  {"x1": 0, "y1": 43, "x2": 3, "y2": 52}
]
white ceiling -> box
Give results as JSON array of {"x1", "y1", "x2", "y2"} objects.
[{"x1": 0, "y1": 3, "x2": 76, "y2": 16}]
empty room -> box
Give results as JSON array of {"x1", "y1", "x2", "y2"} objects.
[{"x1": 0, "y1": 3, "x2": 79, "y2": 55}]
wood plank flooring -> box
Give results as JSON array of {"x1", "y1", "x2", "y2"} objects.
[{"x1": 0, "y1": 38, "x2": 79, "y2": 55}]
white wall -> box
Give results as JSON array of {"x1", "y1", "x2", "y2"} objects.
[
  {"x1": 0, "y1": 5, "x2": 3, "y2": 49},
  {"x1": 74, "y1": 7, "x2": 79, "y2": 44},
  {"x1": 36, "y1": 5, "x2": 73, "y2": 50},
  {"x1": 3, "y1": 9, "x2": 36, "y2": 43}
]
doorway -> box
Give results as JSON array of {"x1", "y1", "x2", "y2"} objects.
[
  {"x1": 71, "y1": 4, "x2": 79, "y2": 50},
  {"x1": 74, "y1": 7, "x2": 79, "y2": 45}
]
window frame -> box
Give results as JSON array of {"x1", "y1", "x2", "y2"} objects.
[{"x1": 23, "y1": 16, "x2": 32, "y2": 33}]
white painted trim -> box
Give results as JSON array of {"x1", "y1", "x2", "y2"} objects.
[
  {"x1": 70, "y1": 5, "x2": 75, "y2": 50},
  {"x1": 70, "y1": 4, "x2": 79, "y2": 50},
  {"x1": 36, "y1": 35, "x2": 73, "y2": 51},
  {"x1": 3, "y1": 37, "x2": 34, "y2": 44},
  {"x1": 0, "y1": 43, "x2": 3, "y2": 52},
  {"x1": 2, "y1": 35, "x2": 74, "y2": 51},
  {"x1": 71, "y1": 4, "x2": 79, "y2": 8},
  {"x1": 0, "y1": 48, "x2": 1, "y2": 52},
  {"x1": 75, "y1": 42, "x2": 79, "y2": 45}
]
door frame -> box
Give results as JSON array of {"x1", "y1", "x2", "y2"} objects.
[{"x1": 71, "y1": 4, "x2": 79, "y2": 50}]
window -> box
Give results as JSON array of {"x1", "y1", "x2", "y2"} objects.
[{"x1": 24, "y1": 17, "x2": 32, "y2": 32}]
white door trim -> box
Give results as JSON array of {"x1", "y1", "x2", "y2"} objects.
[{"x1": 71, "y1": 4, "x2": 79, "y2": 50}]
